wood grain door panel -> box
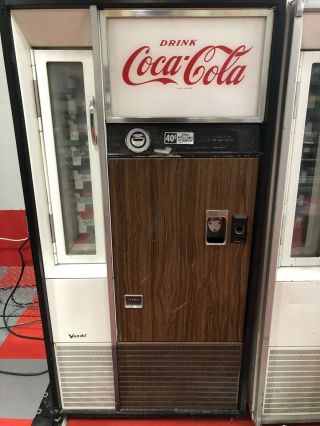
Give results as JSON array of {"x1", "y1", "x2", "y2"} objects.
[{"x1": 108, "y1": 158, "x2": 258, "y2": 342}]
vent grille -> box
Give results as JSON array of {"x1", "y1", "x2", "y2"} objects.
[
  {"x1": 55, "y1": 344, "x2": 115, "y2": 410},
  {"x1": 118, "y1": 343, "x2": 241, "y2": 410},
  {"x1": 263, "y1": 349, "x2": 320, "y2": 415}
]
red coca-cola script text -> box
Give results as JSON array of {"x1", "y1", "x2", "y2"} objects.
[{"x1": 122, "y1": 45, "x2": 252, "y2": 86}]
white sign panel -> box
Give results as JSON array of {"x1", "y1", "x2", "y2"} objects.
[{"x1": 102, "y1": 10, "x2": 273, "y2": 122}]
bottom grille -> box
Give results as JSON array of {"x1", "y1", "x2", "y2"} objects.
[
  {"x1": 55, "y1": 344, "x2": 115, "y2": 410},
  {"x1": 264, "y1": 348, "x2": 320, "y2": 416},
  {"x1": 118, "y1": 342, "x2": 241, "y2": 410}
]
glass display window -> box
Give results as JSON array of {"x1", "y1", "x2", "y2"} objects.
[{"x1": 35, "y1": 50, "x2": 105, "y2": 265}]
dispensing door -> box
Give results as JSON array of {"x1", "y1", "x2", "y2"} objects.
[
  {"x1": 107, "y1": 125, "x2": 260, "y2": 411},
  {"x1": 109, "y1": 157, "x2": 258, "y2": 343}
]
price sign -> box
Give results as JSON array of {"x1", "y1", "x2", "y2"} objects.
[{"x1": 164, "y1": 132, "x2": 194, "y2": 145}]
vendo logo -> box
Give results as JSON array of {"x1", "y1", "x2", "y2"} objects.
[
  {"x1": 122, "y1": 40, "x2": 252, "y2": 87},
  {"x1": 68, "y1": 333, "x2": 87, "y2": 339}
]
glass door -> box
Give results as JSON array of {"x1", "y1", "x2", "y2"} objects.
[
  {"x1": 282, "y1": 52, "x2": 320, "y2": 266},
  {"x1": 35, "y1": 50, "x2": 105, "y2": 264}
]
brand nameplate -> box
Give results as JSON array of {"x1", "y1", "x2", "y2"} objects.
[{"x1": 104, "y1": 11, "x2": 273, "y2": 121}]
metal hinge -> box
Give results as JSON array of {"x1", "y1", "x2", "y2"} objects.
[
  {"x1": 296, "y1": 0, "x2": 304, "y2": 17},
  {"x1": 48, "y1": 199, "x2": 55, "y2": 239},
  {"x1": 30, "y1": 49, "x2": 57, "y2": 260},
  {"x1": 48, "y1": 211, "x2": 57, "y2": 256},
  {"x1": 293, "y1": 56, "x2": 303, "y2": 120},
  {"x1": 293, "y1": 82, "x2": 300, "y2": 120},
  {"x1": 30, "y1": 50, "x2": 42, "y2": 121}
]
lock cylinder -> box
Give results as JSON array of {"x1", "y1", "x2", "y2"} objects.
[{"x1": 231, "y1": 214, "x2": 248, "y2": 243}]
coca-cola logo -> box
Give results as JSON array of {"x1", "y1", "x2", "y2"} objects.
[{"x1": 122, "y1": 40, "x2": 252, "y2": 87}]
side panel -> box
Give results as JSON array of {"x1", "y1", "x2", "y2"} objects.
[
  {"x1": 270, "y1": 281, "x2": 320, "y2": 347},
  {"x1": 259, "y1": 34, "x2": 320, "y2": 424},
  {"x1": 47, "y1": 278, "x2": 116, "y2": 410},
  {"x1": 46, "y1": 278, "x2": 112, "y2": 343},
  {"x1": 109, "y1": 157, "x2": 258, "y2": 342}
]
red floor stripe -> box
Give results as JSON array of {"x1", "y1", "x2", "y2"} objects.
[
  {"x1": 0, "y1": 420, "x2": 32, "y2": 426},
  {"x1": 0, "y1": 305, "x2": 46, "y2": 359},
  {"x1": 68, "y1": 422, "x2": 253, "y2": 425}
]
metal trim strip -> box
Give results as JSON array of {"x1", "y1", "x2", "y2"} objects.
[{"x1": 90, "y1": 5, "x2": 120, "y2": 410}]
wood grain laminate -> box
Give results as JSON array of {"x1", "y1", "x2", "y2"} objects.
[{"x1": 108, "y1": 158, "x2": 258, "y2": 342}]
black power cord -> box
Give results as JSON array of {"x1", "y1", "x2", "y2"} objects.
[
  {"x1": 0, "y1": 319, "x2": 41, "y2": 329},
  {"x1": 0, "y1": 238, "x2": 49, "y2": 377},
  {"x1": 2, "y1": 238, "x2": 44, "y2": 341},
  {"x1": 0, "y1": 369, "x2": 48, "y2": 376},
  {"x1": 0, "y1": 237, "x2": 36, "y2": 307}
]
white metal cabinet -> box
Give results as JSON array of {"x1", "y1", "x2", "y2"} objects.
[{"x1": 256, "y1": 49, "x2": 320, "y2": 425}]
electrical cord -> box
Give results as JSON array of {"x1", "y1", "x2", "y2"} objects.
[
  {"x1": 0, "y1": 237, "x2": 29, "y2": 242},
  {"x1": 0, "y1": 319, "x2": 41, "y2": 329},
  {"x1": 0, "y1": 369, "x2": 48, "y2": 376},
  {"x1": 0, "y1": 238, "x2": 49, "y2": 377},
  {"x1": 0, "y1": 304, "x2": 23, "y2": 317},
  {"x1": 0, "y1": 235, "x2": 37, "y2": 307},
  {"x1": 0, "y1": 301, "x2": 38, "y2": 312},
  {"x1": 11, "y1": 296, "x2": 37, "y2": 308},
  {"x1": 11, "y1": 242, "x2": 37, "y2": 307},
  {"x1": 0, "y1": 236, "x2": 37, "y2": 307},
  {"x1": 2, "y1": 238, "x2": 44, "y2": 340}
]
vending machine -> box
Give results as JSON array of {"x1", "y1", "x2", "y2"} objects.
[
  {"x1": 1, "y1": 0, "x2": 285, "y2": 420},
  {"x1": 250, "y1": 0, "x2": 320, "y2": 423}
]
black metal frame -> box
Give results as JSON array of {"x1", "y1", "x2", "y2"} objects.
[
  {"x1": 0, "y1": 4, "x2": 61, "y2": 414},
  {"x1": 0, "y1": 0, "x2": 286, "y2": 420}
]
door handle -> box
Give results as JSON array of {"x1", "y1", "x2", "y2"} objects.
[
  {"x1": 89, "y1": 96, "x2": 97, "y2": 145},
  {"x1": 206, "y1": 210, "x2": 228, "y2": 245}
]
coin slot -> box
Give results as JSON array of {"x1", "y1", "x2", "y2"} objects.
[
  {"x1": 125, "y1": 128, "x2": 150, "y2": 153},
  {"x1": 131, "y1": 134, "x2": 146, "y2": 147}
]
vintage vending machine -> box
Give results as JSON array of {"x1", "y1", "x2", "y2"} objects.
[
  {"x1": 249, "y1": 0, "x2": 320, "y2": 423},
  {"x1": 1, "y1": 0, "x2": 285, "y2": 420}
]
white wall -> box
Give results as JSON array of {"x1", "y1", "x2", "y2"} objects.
[{"x1": 0, "y1": 35, "x2": 25, "y2": 210}]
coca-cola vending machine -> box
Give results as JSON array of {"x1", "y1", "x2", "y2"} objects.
[
  {"x1": 100, "y1": 6, "x2": 284, "y2": 415},
  {"x1": 2, "y1": 0, "x2": 285, "y2": 421}
]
